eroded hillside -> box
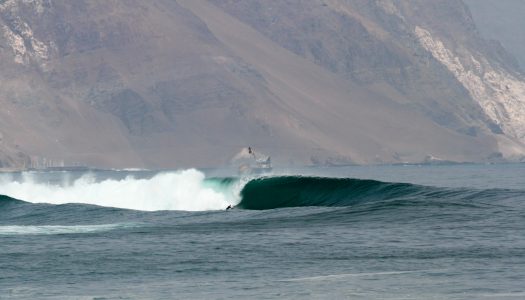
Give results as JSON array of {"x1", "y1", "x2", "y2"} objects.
[{"x1": 1, "y1": 0, "x2": 524, "y2": 169}]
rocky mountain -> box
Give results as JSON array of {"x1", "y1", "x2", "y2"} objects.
[{"x1": 1, "y1": 0, "x2": 524, "y2": 169}]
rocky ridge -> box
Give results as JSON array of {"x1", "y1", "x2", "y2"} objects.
[{"x1": 1, "y1": 0, "x2": 524, "y2": 170}]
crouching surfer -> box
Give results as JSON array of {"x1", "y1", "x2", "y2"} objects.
[{"x1": 226, "y1": 205, "x2": 233, "y2": 210}]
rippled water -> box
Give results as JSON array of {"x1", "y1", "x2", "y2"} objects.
[{"x1": 1, "y1": 164, "x2": 524, "y2": 299}]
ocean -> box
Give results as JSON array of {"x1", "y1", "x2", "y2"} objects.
[{"x1": 0, "y1": 164, "x2": 524, "y2": 299}]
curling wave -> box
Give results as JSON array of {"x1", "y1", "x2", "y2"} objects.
[
  {"x1": 236, "y1": 176, "x2": 522, "y2": 210},
  {"x1": 1, "y1": 172, "x2": 522, "y2": 213}
]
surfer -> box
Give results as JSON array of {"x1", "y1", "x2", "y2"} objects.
[{"x1": 226, "y1": 205, "x2": 233, "y2": 210}]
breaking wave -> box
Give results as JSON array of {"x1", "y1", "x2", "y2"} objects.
[
  {"x1": 1, "y1": 171, "x2": 522, "y2": 213},
  {"x1": 0, "y1": 169, "x2": 240, "y2": 211},
  {"x1": 236, "y1": 176, "x2": 522, "y2": 210}
]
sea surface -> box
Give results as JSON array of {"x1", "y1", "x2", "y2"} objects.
[{"x1": 1, "y1": 164, "x2": 524, "y2": 299}]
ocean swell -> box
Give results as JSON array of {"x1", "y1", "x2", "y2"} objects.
[{"x1": 237, "y1": 176, "x2": 521, "y2": 210}]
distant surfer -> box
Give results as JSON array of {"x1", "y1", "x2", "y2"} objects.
[{"x1": 226, "y1": 205, "x2": 233, "y2": 210}]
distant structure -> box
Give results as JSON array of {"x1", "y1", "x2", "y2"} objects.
[
  {"x1": 231, "y1": 147, "x2": 272, "y2": 175},
  {"x1": 26, "y1": 155, "x2": 88, "y2": 171},
  {"x1": 28, "y1": 156, "x2": 64, "y2": 169}
]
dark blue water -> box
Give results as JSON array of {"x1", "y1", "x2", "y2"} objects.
[{"x1": 1, "y1": 164, "x2": 524, "y2": 299}]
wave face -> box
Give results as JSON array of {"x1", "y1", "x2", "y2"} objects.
[
  {"x1": 0, "y1": 169, "x2": 240, "y2": 211},
  {"x1": 237, "y1": 176, "x2": 521, "y2": 210},
  {"x1": 1, "y1": 171, "x2": 522, "y2": 212}
]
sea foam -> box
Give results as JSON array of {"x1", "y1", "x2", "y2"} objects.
[
  {"x1": 0, "y1": 169, "x2": 239, "y2": 211},
  {"x1": 0, "y1": 224, "x2": 138, "y2": 235}
]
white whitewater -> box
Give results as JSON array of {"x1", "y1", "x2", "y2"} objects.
[{"x1": 0, "y1": 169, "x2": 240, "y2": 211}]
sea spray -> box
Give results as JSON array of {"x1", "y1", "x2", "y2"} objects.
[{"x1": 0, "y1": 169, "x2": 240, "y2": 211}]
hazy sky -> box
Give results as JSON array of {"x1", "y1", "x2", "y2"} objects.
[{"x1": 465, "y1": 0, "x2": 525, "y2": 71}]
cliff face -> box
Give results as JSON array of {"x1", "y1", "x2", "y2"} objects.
[
  {"x1": 1, "y1": 0, "x2": 524, "y2": 169},
  {"x1": 210, "y1": 0, "x2": 525, "y2": 158},
  {"x1": 405, "y1": 0, "x2": 525, "y2": 155}
]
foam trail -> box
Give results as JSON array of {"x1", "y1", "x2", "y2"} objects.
[
  {"x1": 0, "y1": 224, "x2": 139, "y2": 235},
  {"x1": 282, "y1": 270, "x2": 437, "y2": 282},
  {"x1": 0, "y1": 169, "x2": 240, "y2": 211}
]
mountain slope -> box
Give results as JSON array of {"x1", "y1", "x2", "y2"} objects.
[
  {"x1": 0, "y1": 0, "x2": 524, "y2": 169},
  {"x1": 179, "y1": 0, "x2": 499, "y2": 164},
  {"x1": 207, "y1": 0, "x2": 525, "y2": 159}
]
